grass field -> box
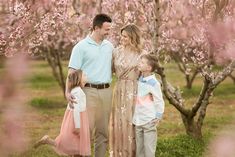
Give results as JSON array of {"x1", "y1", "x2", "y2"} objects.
[{"x1": 8, "y1": 60, "x2": 235, "y2": 157}]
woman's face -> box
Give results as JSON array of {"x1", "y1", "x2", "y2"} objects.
[
  {"x1": 80, "y1": 72, "x2": 87, "y2": 87},
  {"x1": 120, "y1": 30, "x2": 131, "y2": 47}
]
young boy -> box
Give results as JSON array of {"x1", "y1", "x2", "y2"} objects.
[{"x1": 133, "y1": 54, "x2": 165, "y2": 157}]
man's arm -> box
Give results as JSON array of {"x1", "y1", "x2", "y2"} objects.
[{"x1": 67, "y1": 43, "x2": 83, "y2": 105}]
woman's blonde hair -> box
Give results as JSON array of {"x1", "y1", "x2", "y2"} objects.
[
  {"x1": 68, "y1": 69, "x2": 83, "y2": 90},
  {"x1": 121, "y1": 24, "x2": 142, "y2": 53}
]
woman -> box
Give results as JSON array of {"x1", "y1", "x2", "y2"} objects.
[{"x1": 109, "y1": 24, "x2": 145, "y2": 157}]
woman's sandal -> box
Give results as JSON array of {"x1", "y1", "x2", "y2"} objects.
[{"x1": 33, "y1": 135, "x2": 49, "y2": 148}]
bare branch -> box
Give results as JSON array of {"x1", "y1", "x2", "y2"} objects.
[
  {"x1": 155, "y1": 60, "x2": 190, "y2": 116},
  {"x1": 214, "y1": 60, "x2": 235, "y2": 86},
  {"x1": 191, "y1": 78, "x2": 210, "y2": 118}
]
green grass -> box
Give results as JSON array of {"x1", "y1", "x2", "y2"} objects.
[
  {"x1": 182, "y1": 85, "x2": 202, "y2": 98},
  {"x1": 157, "y1": 134, "x2": 211, "y2": 157},
  {"x1": 11, "y1": 147, "x2": 64, "y2": 157},
  {"x1": 28, "y1": 74, "x2": 57, "y2": 90},
  {"x1": 6, "y1": 60, "x2": 235, "y2": 157},
  {"x1": 214, "y1": 82, "x2": 235, "y2": 99},
  {"x1": 30, "y1": 97, "x2": 65, "y2": 109}
]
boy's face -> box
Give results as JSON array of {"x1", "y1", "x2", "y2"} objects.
[{"x1": 138, "y1": 57, "x2": 152, "y2": 73}]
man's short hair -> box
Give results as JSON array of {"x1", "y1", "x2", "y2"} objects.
[{"x1": 92, "y1": 14, "x2": 112, "y2": 30}]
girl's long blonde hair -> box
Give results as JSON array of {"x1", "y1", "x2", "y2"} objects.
[
  {"x1": 121, "y1": 24, "x2": 142, "y2": 53},
  {"x1": 68, "y1": 69, "x2": 83, "y2": 90}
]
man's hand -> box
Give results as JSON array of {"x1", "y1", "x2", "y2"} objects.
[
  {"x1": 69, "y1": 103, "x2": 74, "y2": 109},
  {"x1": 65, "y1": 92, "x2": 76, "y2": 109}
]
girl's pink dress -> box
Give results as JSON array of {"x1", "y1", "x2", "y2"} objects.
[{"x1": 54, "y1": 108, "x2": 91, "y2": 156}]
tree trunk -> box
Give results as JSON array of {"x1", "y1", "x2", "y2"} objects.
[
  {"x1": 55, "y1": 49, "x2": 66, "y2": 96},
  {"x1": 181, "y1": 114, "x2": 202, "y2": 139},
  {"x1": 97, "y1": 0, "x2": 102, "y2": 13},
  {"x1": 153, "y1": 0, "x2": 160, "y2": 53},
  {"x1": 185, "y1": 70, "x2": 198, "y2": 89},
  {"x1": 185, "y1": 75, "x2": 192, "y2": 89},
  {"x1": 0, "y1": 55, "x2": 6, "y2": 68},
  {"x1": 45, "y1": 47, "x2": 66, "y2": 98},
  {"x1": 72, "y1": 0, "x2": 80, "y2": 15}
]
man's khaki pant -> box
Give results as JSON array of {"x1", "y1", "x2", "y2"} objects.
[
  {"x1": 83, "y1": 87, "x2": 112, "y2": 157},
  {"x1": 135, "y1": 122, "x2": 157, "y2": 157}
]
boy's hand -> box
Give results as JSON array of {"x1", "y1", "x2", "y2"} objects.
[
  {"x1": 149, "y1": 93, "x2": 154, "y2": 101},
  {"x1": 151, "y1": 119, "x2": 160, "y2": 126}
]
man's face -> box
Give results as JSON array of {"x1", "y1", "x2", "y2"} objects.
[
  {"x1": 138, "y1": 57, "x2": 151, "y2": 72},
  {"x1": 96, "y1": 22, "x2": 111, "y2": 40}
]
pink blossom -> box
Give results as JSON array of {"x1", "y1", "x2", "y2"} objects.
[{"x1": 0, "y1": 54, "x2": 29, "y2": 156}]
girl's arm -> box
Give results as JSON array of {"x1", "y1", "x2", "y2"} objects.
[{"x1": 73, "y1": 90, "x2": 81, "y2": 129}]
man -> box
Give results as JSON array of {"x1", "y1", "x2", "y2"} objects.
[{"x1": 66, "y1": 14, "x2": 113, "y2": 157}]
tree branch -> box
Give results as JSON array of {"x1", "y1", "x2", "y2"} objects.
[
  {"x1": 155, "y1": 60, "x2": 190, "y2": 116},
  {"x1": 191, "y1": 77, "x2": 210, "y2": 118},
  {"x1": 214, "y1": 60, "x2": 235, "y2": 86},
  {"x1": 196, "y1": 92, "x2": 210, "y2": 130}
]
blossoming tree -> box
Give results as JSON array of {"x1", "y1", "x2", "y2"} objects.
[
  {"x1": 154, "y1": 0, "x2": 235, "y2": 138},
  {"x1": 1, "y1": 0, "x2": 235, "y2": 139}
]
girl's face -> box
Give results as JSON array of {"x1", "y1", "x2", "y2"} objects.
[
  {"x1": 80, "y1": 72, "x2": 87, "y2": 87},
  {"x1": 120, "y1": 30, "x2": 131, "y2": 47}
]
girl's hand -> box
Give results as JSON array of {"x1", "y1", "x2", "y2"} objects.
[{"x1": 73, "y1": 128, "x2": 80, "y2": 136}]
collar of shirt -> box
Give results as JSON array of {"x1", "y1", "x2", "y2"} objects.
[
  {"x1": 85, "y1": 35, "x2": 109, "y2": 46},
  {"x1": 139, "y1": 74, "x2": 155, "y2": 83}
]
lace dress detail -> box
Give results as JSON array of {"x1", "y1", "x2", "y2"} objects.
[{"x1": 109, "y1": 46, "x2": 142, "y2": 157}]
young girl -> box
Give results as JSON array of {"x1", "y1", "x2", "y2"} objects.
[{"x1": 34, "y1": 69, "x2": 91, "y2": 156}]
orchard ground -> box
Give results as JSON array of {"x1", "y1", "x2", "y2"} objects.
[{"x1": 9, "y1": 60, "x2": 235, "y2": 157}]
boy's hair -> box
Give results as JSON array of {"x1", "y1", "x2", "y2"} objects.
[
  {"x1": 68, "y1": 69, "x2": 83, "y2": 89},
  {"x1": 141, "y1": 54, "x2": 158, "y2": 72},
  {"x1": 92, "y1": 13, "x2": 112, "y2": 30}
]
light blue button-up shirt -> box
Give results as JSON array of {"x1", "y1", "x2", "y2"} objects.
[{"x1": 68, "y1": 36, "x2": 114, "y2": 84}]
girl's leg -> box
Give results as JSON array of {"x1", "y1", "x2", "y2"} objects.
[{"x1": 34, "y1": 135, "x2": 56, "y2": 148}]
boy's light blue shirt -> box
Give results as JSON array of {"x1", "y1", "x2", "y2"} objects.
[{"x1": 68, "y1": 35, "x2": 114, "y2": 84}]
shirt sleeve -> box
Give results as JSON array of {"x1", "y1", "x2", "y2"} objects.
[
  {"x1": 73, "y1": 91, "x2": 81, "y2": 128},
  {"x1": 150, "y1": 81, "x2": 165, "y2": 120},
  {"x1": 68, "y1": 44, "x2": 83, "y2": 69}
]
